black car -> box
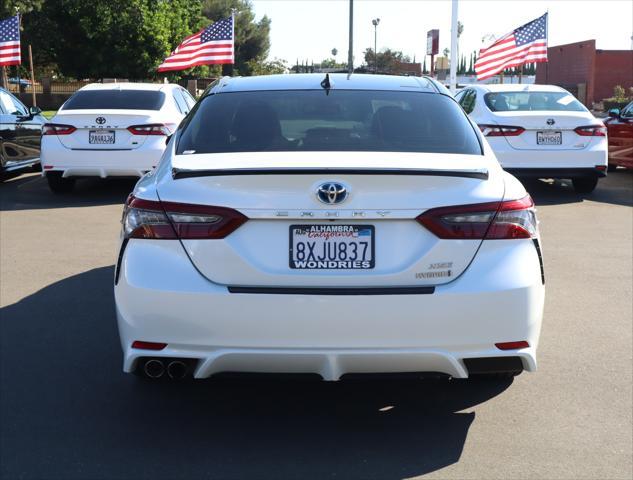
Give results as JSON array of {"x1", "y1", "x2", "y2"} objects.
[{"x1": 0, "y1": 87, "x2": 47, "y2": 181}]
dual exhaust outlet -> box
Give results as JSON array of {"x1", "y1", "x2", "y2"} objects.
[{"x1": 143, "y1": 359, "x2": 190, "y2": 379}]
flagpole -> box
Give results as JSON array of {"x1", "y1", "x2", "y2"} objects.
[
  {"x1": 28, "y1": 45, "x2": 36, "y2": 107},
  {"x1": 228, "y1": 9, "x2": 236, "y2": 77}
]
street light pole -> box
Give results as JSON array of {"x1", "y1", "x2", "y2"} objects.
[
  {"x1": 372, "y1": 18, "x2": 380, "y2": 73},
  {"x1": 449, "y1": 0, "x2": 458, "y2": 93}
]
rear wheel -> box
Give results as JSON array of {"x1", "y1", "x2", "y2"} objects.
[
  {"x1": 607, "y1": 164, "x2": 618, "y2": 173},
  {"x1": 46, "y1": 172, "x2": 75, "y2": 193},
  {"x1": 572, "y1": 177, "x2": 598, "y2": 194}
]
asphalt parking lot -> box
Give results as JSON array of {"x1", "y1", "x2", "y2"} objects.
[{"x1": 1, "y1": 171, "x2": 632, "y2": 480}]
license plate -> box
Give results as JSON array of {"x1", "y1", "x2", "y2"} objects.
[
  {"x1": 289, "y1": 224, "x2": 375, "y2": 269},
  {"x1": 537, "y1": 130, "x2": 562, "y2": 145},
  {"x1": 89, "y1": 130, "x2": 115, "y2": 144}
]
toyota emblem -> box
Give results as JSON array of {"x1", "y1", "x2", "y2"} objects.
[
  {"x1": 546, "y1": 118, "x2": 555, "y2": 126},
  {"x1": 96, "y1": 117, "x2": 106, "y2": 125},
  {"x1": 316, "y1": 182, "x2": 348, "y2": 205}
]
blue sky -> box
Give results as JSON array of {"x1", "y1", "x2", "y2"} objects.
[{"x1": 251, "y1": 0, "x2": 633, "y2": 66}]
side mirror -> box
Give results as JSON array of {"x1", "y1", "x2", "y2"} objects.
[
  {"x1": 165, "y1": 134, "x2": 172, "y2": 146},
  {"x1": 29, "y1": 106, "x2": 42, "y2": 115},
  {"x1": 608, "y1": 108, "x2": 620, "y2": 118}
]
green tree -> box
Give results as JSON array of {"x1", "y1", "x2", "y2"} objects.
[
  {"x1": 363, "y1": 48, "x2": 411, "y2": 73},
  {"x1": 0, "y1": 0, "x2": 43, "y2": 17},
  {"x1": 248, "y1": 58, "x2": 287, "y2": 75},
  {"x1": 24, "y1": 0, "x2": 205, "y2": 79},
  {"x1": 319, "y1": 58, "x2": 346, "y2": 69},
  {"x1": 202, "y1": 0, "x2": 271, "y2": 76}
]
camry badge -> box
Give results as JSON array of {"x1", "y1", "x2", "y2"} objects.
[
  {"x1": 96, "y1": 116, "x2": 106, "y2": 125},
  {"x1": 546, "y1": 118, "x2": 555, "y2": 126},
  {"x1": 316, "y1": 182, "x2": 348, "y2": 205}
]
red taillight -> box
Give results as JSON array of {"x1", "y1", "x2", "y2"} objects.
[
  {"x1": 478, "y1": 124, "x2": 525, "y2": 137},
  {"x1": 42, "y1": 123, "x2": 76, "y2": 135},
  {"x1": 495, "y1": 341, "x2": 530, "y2": 350},
  {"x1": 127, "y1": 123, "x2": 175, "y2": 136},
  {"x1": 122, "y1": 195, "x2": 247, "y2": 240},
  {"x1": 574, "y1": 125, "x2": 607, "y2": 137},
  {"x1": 417, "y1": 195, "x2": 537, "y2": 240},
  {"x1": 131, "y1": 340, "x2": 167, "y2": 350}
]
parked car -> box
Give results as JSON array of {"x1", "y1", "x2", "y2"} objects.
[
  {"x1": 454, "y1": 84, "x2": 608, "y2": 194},
  {"x1": 115, "y1": 74, "x2": 545, "y2": 382},
  {"x1": 0, "y1": 87, "x2": 47, "y2": 181},
  {"x1": 8, "y1": 77, "x2": 32, "y2": 87},
  {"x1": 604, "y1": 101, "x2": 633, "y2": 170},
  {"x1": 41, "y1": 82, "x2": 196, "y2": 193}
]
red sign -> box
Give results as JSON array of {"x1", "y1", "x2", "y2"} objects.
[{"x1": 426, "y1": 29, "x2": 439, "y2": 56}]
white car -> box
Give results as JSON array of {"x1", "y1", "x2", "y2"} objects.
[
  {"x1": 115, "y1": 74, "x2": 545, "y2": 382},
  {"x1": 454, "y1": 84, "x2": 608, "y2": 194},
  {"x1": 41, "y1": 83, "x2": 196, "y2": 193}
]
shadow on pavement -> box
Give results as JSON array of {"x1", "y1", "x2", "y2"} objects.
[
  {"x1": 1, "y1": 266, "x2": 513, "y2": 480},
  {"x1": 0, "y1": 174, "x2": 136, "y2": 211},
  {"x1": 521, "y1": 170, "x2": 633, "y2": 207}
]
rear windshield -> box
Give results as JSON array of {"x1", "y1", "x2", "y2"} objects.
[
  {"x1": 61, "y1": 90, "x2": 166, "y2": 110},
  {"x1": 484, "y1": 91, "x2": 586, "y2": 112},
  {"x1": 177, "y1": 90, "x2": 481, "y2": 155}
]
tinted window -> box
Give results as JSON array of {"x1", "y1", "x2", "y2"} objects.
[
  {"x1": 621, "y1": 102, "x2": 633, "y2": 118},
  {"x1": 182, "y1": 89, "x2": 197, "y2": 109},
  {"x1": 484, "y1": 91, "x2": 586, "y2": 112},
  {"x1": 178, "y1": 90, "x2": 481, "y2": 155},
  {"x1": 460, "y1": 90, "x2": 476, "y2": 114},
  {"x1": 61, "y1": 90, "x2": 166, "y2": 110},
  {"x1": 173, "y1": 90, "x2": 188, "y2": 113}
]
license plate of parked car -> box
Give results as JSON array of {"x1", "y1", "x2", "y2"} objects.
[
  {"x1": 536, "y1": 131, "x2": 562, "y2": 145},
  {"x1": 289, "y1": 225, "x2": 375, "y2": 269},
  {"x1": 89, "y1": 130, "x2": 115, "y2": 144}
]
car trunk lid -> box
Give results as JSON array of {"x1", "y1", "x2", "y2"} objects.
[
  {"x1": 157, "y1": 151, "x2": 504, "y2": 287},
  {"x1": 493, "y1": 111, "x2": 597, "y2": 151},
  {"x1": 51, "y1": 110, "x2": 162, "y2": 150}
]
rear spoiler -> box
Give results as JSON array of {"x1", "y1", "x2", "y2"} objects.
[{"x1": 172, "y1": 167, "x2": 489, "y2": 180}]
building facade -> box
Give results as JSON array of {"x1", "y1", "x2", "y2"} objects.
[{"x1": 535, "y1": 40, "x2": 633, "y2": 106}]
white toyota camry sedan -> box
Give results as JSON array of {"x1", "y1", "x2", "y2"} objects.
[
  {"x1": 454, "y1": 84, "x2": 608, "y2": 194},
  {"x1": 41, "y1": 83, "x2": 196, "y2": 193},
  {"x1": 114, "y1": 74, "x2": 545, "y2": 382}
]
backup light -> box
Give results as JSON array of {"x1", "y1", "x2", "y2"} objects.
[
  {"x1": 127, "y1": 124, "x2": 176, "y2": 136},
  {"x1": 574, "y1": 125, "x2": 607, "y2": 137},
  {"x1": 42, "y1": 123, "x2": 76, "y2": 135},
  {"x1": 478, "y1": 124, "x2": 525, "y2": 137},
  {"x1": 122, "y1": 195, "x2": 247, "y2": 240},
  {"x1": 418, "y1": 195, "x2": 537, "y2": 240}
]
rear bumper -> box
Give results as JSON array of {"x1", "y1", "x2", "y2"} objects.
[
  {"x1": 490, "y1": 138, "x2": 608, "y2": 173},
  {"x1": 114, "y1": 238, "x2": 545, "y2": 380},
  {"x1": 40, "y1": 136, "x2": 165, "y2": 178},
  {"x1": 505, "y1": 167, "x2": 607, "y2": 180}
]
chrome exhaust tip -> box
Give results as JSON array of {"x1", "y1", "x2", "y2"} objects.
[
  {"x1": 167, "y1": 360, "x2": 188, "y2": 380},
  {"x1": 144, "y1": 359, "x2": 165, "y2": 379}
]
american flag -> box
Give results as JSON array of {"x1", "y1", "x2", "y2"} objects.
[
  {"x1": 475, "y1": 13, "x2": 548, "y2": 81},
  {"x1": 157, "y1": 16, "x2": 234, "y2": 72},
  {"x1": 0, "y1": 15, "x2": 21, "y2": 67}
]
